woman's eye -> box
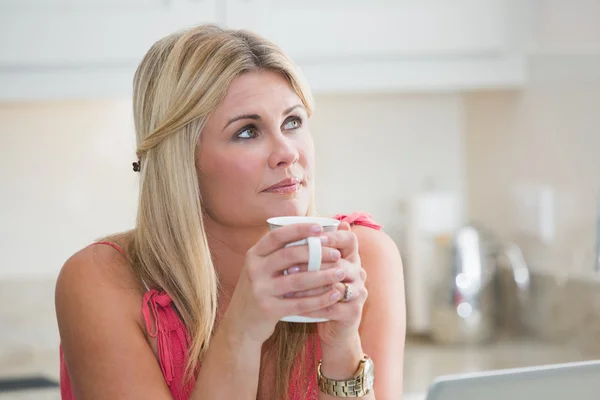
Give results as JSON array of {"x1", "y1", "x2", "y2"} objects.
[
  {"x1": 283, "y1": 117, "x2": 302, "y2": 130},
  {"x1": 236, "y1": 126, "x2": 258, "y2": 139}
]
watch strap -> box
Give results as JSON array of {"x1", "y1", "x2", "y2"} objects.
[{"x1": 317, "y1": 356, "x2": 371, "y2": 397}]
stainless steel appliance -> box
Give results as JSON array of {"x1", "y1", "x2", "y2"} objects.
[{"x1": 429, "y1": 225, "x2": 531, "y2": 344}]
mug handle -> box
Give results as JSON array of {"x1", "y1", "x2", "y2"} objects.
[{"x1": 306, "y1": 236, "x2": 322, "y2": 272}]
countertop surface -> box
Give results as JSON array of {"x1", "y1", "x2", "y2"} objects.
[
  {"x1": 403, "y1": 335, "x2": 598, "y2": 395},
  {"x1": 0, "y1": 337, "x2": 596, "y2": 399}
]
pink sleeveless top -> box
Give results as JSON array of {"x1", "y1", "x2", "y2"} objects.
[{"x1": 59, "y1": 212, "x2": 381, "y2": 400}]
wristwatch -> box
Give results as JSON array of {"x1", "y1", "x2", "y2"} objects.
[{"x1": 317, "y1": 355, "x2": 375, "y2": 397}]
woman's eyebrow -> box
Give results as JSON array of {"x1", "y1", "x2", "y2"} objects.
[{"x1": 222, "y1": 104, "x2": 305, "y2": 131}]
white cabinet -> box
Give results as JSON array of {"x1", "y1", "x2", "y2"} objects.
[
  {"x1": 225, "y1": 0, "x2": 507, "y2": 60},
  {"x1": 0, "y1": 0, "x2": 528, "y2": 100},
  {"x1": 224, "y1": 0, "x2": 527, "y2": 93},
  {"x1": 0, "y1": 0, "x2": 219, "y2": 100}
]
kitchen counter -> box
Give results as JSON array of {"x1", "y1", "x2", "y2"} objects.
[
  {"x1": 403, "y1": 335, "x2": 598, "y2": 395},
  {"x1": 0, "y1": 350, "x2": 60, "y2": 400},
  {"x1": 1, "y1": 336, "x2": 596, "y2": 399},
  {"x1": 3, "y1": 272, "x2": 599, "y2": 399}
]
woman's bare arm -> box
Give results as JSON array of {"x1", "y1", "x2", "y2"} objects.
[
  {"x1": 355, "y1": 226, "x2": 406, "y2": 399},
  {"x1": 56, "y1": 246, "x2": 174, "y2": 399},
  {"x1": 56, "y1": 245, "x2": 263, "y2": 400}
]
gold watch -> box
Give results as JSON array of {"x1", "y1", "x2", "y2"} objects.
[{"x1": 317, "y1": 355, "x2": 375, "y2": 397}]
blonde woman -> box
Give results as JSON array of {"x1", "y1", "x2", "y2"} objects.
[{"x1": 55, "y1": 24, "x2": 405, "y2": 400}]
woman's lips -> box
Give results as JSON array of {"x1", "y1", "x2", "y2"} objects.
[
  {"x1": 263, "y1": 177, "x2": 303, "y2": 194},
  {"x1": 263, "y1": 183, "x2": 301, "y2": 194}
]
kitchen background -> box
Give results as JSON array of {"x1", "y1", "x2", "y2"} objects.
[{"x1": 1, "y1": 0, "x2": 600, "y2": 399}]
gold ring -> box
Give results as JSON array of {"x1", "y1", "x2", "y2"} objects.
[{"x1": 341, "y1": 283, "x2": 352, "y2": 302}]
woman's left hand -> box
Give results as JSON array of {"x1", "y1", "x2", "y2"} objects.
[{"x1": 294, "y1": 221, "x2": 367, "y2": 348}]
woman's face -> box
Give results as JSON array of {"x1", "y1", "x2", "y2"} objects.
[{"x1": 197, "y1": 70, "x2": 314, "y2": 227}]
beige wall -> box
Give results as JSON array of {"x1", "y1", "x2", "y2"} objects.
[
  {"x1": 464, "y1": 55, "x2": 600, "y2": 276},
  {"x1": 310, "y1": 93, "x2": 465, "y2": 243},
  {"x1": 0, "y1": 100, "x2": 138, "y2": 278},
  {"x1": 3, "y1": 68, "x2": 598, "y2": 280},
  {"x1": 0, "y1": 95, "x2": 465, "y2": 277}
]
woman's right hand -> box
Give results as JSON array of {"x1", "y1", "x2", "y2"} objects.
[{"x1": 224, "y1": 223, "x2": 347, "y2": 344}]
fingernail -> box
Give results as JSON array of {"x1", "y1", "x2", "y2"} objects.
[
  {"x1": 311, "y1": 225, "x2": 323, "y2": 233},
  {"x1": 335, "y1": 268, "x2": 345, "y2": 280},
  {"x1": 331, "y1": 291, "x2": 341, "y2": 301},
  {"x1": 287, "y1": 266, "x2": 301, "y2": 275},
  {"x1": 331, "y1": 249, "x2": 341, "y2": 260},
  {"x1": 320, "y1": 236, "x2": 329, "y2": 244}
]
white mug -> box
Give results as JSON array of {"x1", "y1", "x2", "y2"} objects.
[{"x1": 267, "y1": 216, "x2": 340, "y2": 323}]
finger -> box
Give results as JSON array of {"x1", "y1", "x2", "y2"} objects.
[
  {"x1": 265, "y1": 244, "x2": 341, "y2": 275},
  {"x1": 285, "y1": 261, "x2": 338, "y2": 274},
  {"x1": 283, "y1": 278, "x2": 364, "y2": 299},
  {"x1": 279, "y1": 286, "x2": 343, "y2": 316},
  {"x1": 283, "y1": 285, "x2": 330, "y2": 299},
  {"x1": 336, "y1": 281, "x2": 367, "y2": 303},
  {"x1": 271, "y1": 266, "x2": 347, "y2": 296},
  {"x1": 316, "y1": 260, "x2": 360, "y2": 282},
  {"x1": 283, "y1": 261, "x2": 362, "y2": 287},
  {"x1": 321, "y1": 230, "x2": 359, "y2": 260},
  {"x1": 252, "y1": 223, "x2": 323, "y2": 256},
  {"x1": 281, "y1": 248, "x2": 345, "y2": 275},
  {"x1": 298, "y1": 302, "x2": 358, "y2": 321},
  {"x1": 298, "y1": 283, "x2": 368, "y2": 319}
]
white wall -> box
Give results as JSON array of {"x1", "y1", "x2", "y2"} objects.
[
  {"x1": 0, "y1": 95, "x2": 466, "y2": 278},
  {"x1": 311, "y1": 94, "x2": 466, "y2": 242},
  {"x1": 0, "y1": 100, "x2": 139, "y2": 279},
  {"x1": 465, "y1": 56, "x2": 600, "y2": 276},
  {"x1": 464, "y1": 0, "x2": 600, "y2": 277}
]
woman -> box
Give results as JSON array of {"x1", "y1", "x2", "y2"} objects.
[{"x1": 55, "y1": 24, "x2": 405, "y2": 400}]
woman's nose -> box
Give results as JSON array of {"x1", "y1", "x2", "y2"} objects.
[{"x1": 267, "y1": 134, "x2": 300, "y2": 169}]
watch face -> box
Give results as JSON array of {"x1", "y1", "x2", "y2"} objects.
[{"x1": 364, "y1": 358, "x2": 375, "y2": 389}]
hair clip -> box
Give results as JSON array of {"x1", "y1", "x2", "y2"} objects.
[{"x1": 132, "y1": 161, "x2": 141, "y2": 172}]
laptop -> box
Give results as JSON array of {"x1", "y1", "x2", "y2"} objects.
[{"x1": 424, "y1": 359, "x2": 600, "y2": 400}]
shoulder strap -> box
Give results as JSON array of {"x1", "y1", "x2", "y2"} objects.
[
  {"x1": 332, "y1": 212, "x2": 383, "y2": 230},
  {"x1": 90, "y1": 241, "x2": 150, "y2": 292},
  {"x1": 93, "y1": 241, "x2": 127, "y2": 256}
]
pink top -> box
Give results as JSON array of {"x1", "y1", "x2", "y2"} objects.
[{"x1": 59, "y1": 212, "x2": 381, "y2": 399}]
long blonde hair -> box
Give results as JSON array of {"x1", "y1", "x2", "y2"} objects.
[{"x1": 128, "y1": 24, "x2": 316, "y2": 399}]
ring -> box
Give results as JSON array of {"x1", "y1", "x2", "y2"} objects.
[{"x1": 341, "y1": 283, "x2": 352, "y2": 302}]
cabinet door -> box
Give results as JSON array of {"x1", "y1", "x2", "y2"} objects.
[
  {"x1": 0, "y1": 0, "x2": 219, "y2": 67},
  {"x1": 224, "y1": 0, "x2": 508, "y2": 62}
]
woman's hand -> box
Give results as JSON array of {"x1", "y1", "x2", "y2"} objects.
[
  {"x1": 223, "y1": 223, "x2": 348, "y2": 345},
  {"x1": 295, "y1": 222, "x2": 368, "y2": 349}
]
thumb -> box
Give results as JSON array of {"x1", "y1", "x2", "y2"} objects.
[{"x1": 337, "y1": 221, "x2": 352, "y2": 231}]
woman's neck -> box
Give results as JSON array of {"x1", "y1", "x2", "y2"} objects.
[{"x1": 203, "y1": 215, "x2": 269, "y2": 296}]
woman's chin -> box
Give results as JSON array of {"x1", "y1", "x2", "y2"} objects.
[{"x1": 264, "y1": 201, "x2": 309, "y2": 218}]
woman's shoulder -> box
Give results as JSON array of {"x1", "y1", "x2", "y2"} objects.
[
  {"x1": 55, "y1": 233, "x2": 145, "y2": 327},
  {"x1": 58, "y1": 233, "x2": 138, "y2": 285},
  {"x1": 332, "y1": 211, "x2": 399, "y2": 262},
  {"x1": 55, "y1": 235, "x2": 173, "y2": 399}
]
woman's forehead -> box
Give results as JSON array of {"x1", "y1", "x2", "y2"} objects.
[{"x1": 216, "y1": 71, "x2": 302, "y2": 118}]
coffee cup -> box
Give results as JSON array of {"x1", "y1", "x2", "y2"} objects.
[{"x1": 267, "y1": 216, "x2": 340, "y2": 323}]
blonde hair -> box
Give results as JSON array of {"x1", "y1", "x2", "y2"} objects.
[{"x1": 128, "y1": 24, "x2": 316, "y2": 399}]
